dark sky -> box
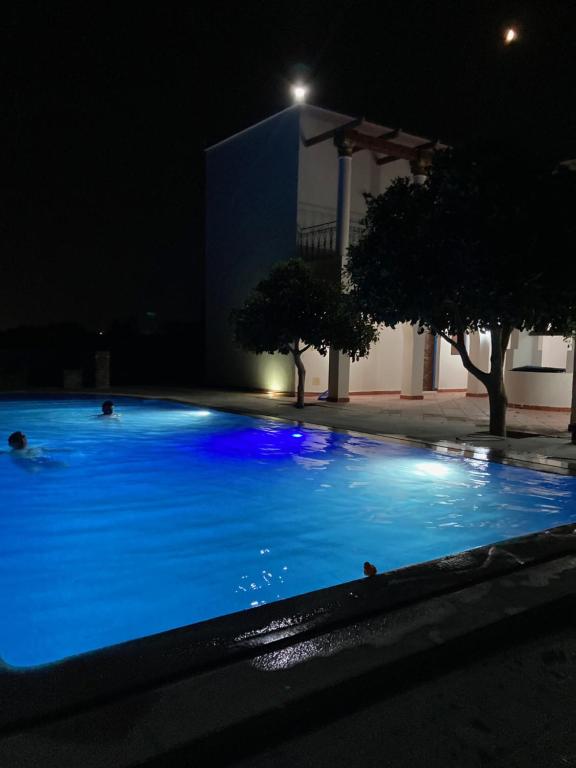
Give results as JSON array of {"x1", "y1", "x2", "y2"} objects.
[{"x1": 3, "y1": 1, "x2": 576, "y2": 330}]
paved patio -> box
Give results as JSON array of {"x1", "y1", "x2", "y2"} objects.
[{"x1": 233, "y1": 606, "x2": 576, "y2": 768}]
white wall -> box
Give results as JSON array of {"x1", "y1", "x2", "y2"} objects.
[
  {"x1": 541, "y1": 336, "x2": 570, "y2": 369},
  {"x1": 466, "y1": 333, "x2": 491, "y2": 395},
  {"x1": 295, "y1": 107, "x2": 412, "y2": 395},
  {"x1": 505, "y1": 370, "x2": 572, "y2": 408},
  {"x1": 437, "y1": 337, "x2": 468, "y2": 390},
  {"x1": 301, "y1": 347, "x2": 329, "y2": 392},
  {"x1": 349, "y1": 327, "x2": 403, "y2": 393},
  {"x1": 300, "y1": 327, "x2": 405, "y2": 394},
  {"x1": 509, "y1": 330, "x2": 542, "y2": 368},
  {"x1": 509, "y1": 332, "x2": 569, "y2": 371},
  {"x1": 205, "y1": 107, "x2": 301, "y2": 391}
]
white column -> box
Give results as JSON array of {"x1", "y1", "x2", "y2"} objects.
[
  {"x1": 399, "y1": 159, "x2": 429, "y2": 400},
  {"x1": 401, "y1": 324, "x2": 425, "y2": 399},
  {"x1": 466, "y1": 332, "x2": 490, "y2": 396},
  {"x1": 567, "y1": 338, "x2": 574, "y2": 374},
  {"x1": 327, "y1": 137, "x2": 353, "y2": 402},
  {"x1": 506, "y1": 329, "x2": 520, "y2": 371}
]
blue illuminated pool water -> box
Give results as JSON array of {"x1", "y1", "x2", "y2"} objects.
[{"x1": 1, "y1": 395, "x2": 575, "y2": 668}]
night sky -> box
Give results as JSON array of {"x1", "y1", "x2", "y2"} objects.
[{"x1": 3, "y1": 1, "x2": 576, "y2": 330}]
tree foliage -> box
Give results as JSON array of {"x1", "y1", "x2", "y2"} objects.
[
  {"x1": 232, "y1": 259, "x2": 378, "y2": 407},
  {"x1": 347, "y1": 146, "x2": 576, "y2": 434},
  {"x1": 349, "y1": 148, "x2": 576, "y2": 334}
]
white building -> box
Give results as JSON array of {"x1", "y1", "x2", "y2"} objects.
[{"x1": 205, "y1": 104, "x2": 573, "y2": 411}]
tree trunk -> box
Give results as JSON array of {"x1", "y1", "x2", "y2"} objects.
[
  {"x1": 486, "y1": 379, "x2": 508, "y2": 437},
  {"x1": 437, "y1": 325, "x2": 511, "y2": 437},
  {"x1": 293, "y1": 351, "x2": 306, "y2": 409},
  {"x1": 486, "y1": 327, "x2": 510, "y2": 437}
]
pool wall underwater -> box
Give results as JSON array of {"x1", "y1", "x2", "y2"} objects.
[{"x1": 2, "y1": 393, "x2": 576, "y2": 755}]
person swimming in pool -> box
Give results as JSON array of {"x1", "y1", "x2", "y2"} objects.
[
  {"x1": 98, "y1": 400, "x2": 119, "y2": 418},
  {"x1": 8, "y1": 431, "x2": 28, "y2": 451},
  {"x1": 7, "y1": 431, "x2": 66, "y2": 471}
]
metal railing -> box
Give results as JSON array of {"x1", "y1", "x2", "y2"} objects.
[{"x1": 297, "y1": 221, "x2": 364, "y2": 262}]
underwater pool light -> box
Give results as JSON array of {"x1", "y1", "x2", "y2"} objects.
[
  {"x1": 414, "y1": 462, "x2": 450, "y2": 478},
  {"x1": 193, "y1": 410, "x2": 212, "y2": 417},
  {"x1": 291, "y1": 433, "x2": 303, "y2": 438}
]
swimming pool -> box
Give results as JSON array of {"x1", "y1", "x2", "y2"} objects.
[{"x1": 1, "y1": 395, "x2": 575, "y2": 668}]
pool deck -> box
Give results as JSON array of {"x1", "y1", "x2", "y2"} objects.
[{"x1": 3, "y1": 387, "x2": 576, "y2": 767}]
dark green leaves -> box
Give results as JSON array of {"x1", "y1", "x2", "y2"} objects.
[{"x1": 232, "y1": 259, "x2": 378, "y2": 358}]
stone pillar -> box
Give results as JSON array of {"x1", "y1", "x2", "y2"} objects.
[
  {"x1": 327, "y1": 136, "x2": 353, "y2": 403},
  {"x1": 567, "y1": 338, "x2": 574, "y2": 374},
  {"x1": 401, "y1": 324, "x2": 425, "y2": 399},
  {"x1": 94, "y1": 350, "x2": 111, "y2": 389},
  {"x1": 466, "y1": 332, "x2": 490, "y2": 396},
  {"x1": 398, "y1": 159, "x2": 430, "y2": 400},
  {"x1": 506, "y1": 329, "x2": 520, "y2": 371}
]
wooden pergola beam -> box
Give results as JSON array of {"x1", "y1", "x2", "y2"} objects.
[
  {"x1": 354, "y1": 128, "x2": 402, "y2": 154},
  {"x1": 376, "y1": 155, "x2": 401, "y2": 166},
  {"x1": 302, "y1": 119, "x2": 441, "y2": 163},
  {"x1": 302, "y1": 117, "x2": 364, "y2": 147},
  {"x1": 378, "y1": 128, "x2": 401, "y2": 140},
  {"x1": 343, "y1": 129, "x2": 429, "y2": 161},
  {"x1": 414, "y1": 139, "x2": 439, "y2": 151}
]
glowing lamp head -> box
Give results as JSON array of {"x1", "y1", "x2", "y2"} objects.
[
  {"x1": 504, "y1": 27, "x2": 518, "y2": 44},
  {"x1": 291, "y1": 83, "x2": 308, "y2": 104}
]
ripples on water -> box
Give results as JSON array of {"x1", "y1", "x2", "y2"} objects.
[{"x1": 1, "y1": 395, "x2": 574, "y2": 667}]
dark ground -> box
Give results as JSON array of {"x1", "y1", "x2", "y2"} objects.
[{"x1": 233, "y1": 601, "x2": 576, "y2": 768}]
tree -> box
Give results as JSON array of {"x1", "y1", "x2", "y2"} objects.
[
  {"x1": 347, "y1": 147, "x2": 576, "y2": 436},
  {"x1": 232, "y1": 260, "x2": 378, "y2": 408}
]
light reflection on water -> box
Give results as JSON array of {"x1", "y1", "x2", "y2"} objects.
[{"x1": 0, "y1": 395, "x2": 575, "y2": 668}]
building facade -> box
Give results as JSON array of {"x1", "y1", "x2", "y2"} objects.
[{"x1": 205, "y1": 105, "x2": 572, "y2": 410}]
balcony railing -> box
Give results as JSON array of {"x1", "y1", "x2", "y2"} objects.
[{"x1": 297, "y1": 221, "x2": 364, "y2": 262}]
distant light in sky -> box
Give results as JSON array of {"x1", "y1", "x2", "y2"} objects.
[
  {"x1": 291, "y1": 83, "x2": 309, "y2": 104},
  {"x1": 504, "y1": 27, "x2": 518, "y2": 44}
]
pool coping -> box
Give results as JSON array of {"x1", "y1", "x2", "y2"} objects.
[
  {"x1": 2, "y1": 391, "x2": 576, "y2": 759},
  {"x1": 3, "y1": 544, "x2": 576, "y2": 767},
  {"x1": 2, "y1": 521, "x2": 576, "y2": 734}
]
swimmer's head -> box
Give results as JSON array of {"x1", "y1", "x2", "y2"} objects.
[
  {"x1": 101, "y1": 400, "x2": 114, "y2": 416},
  {"x1": 8, "y1": 431, "x2": 27, "y2": 450}
]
